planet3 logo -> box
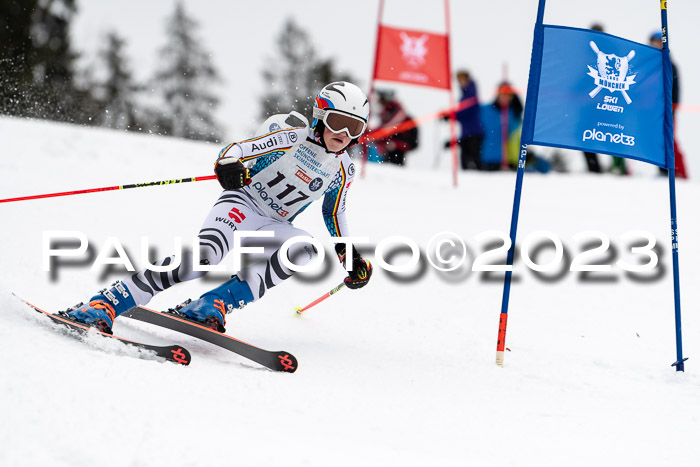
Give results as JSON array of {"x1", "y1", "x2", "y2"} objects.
[{"x1": 582, "y1": 128, "x2": 635, "y2": 147}]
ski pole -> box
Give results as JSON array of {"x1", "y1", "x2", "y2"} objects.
[
  {"x1": 0, "y1": 175, "x2": 217, "y2": 204},
  {"x1": 294, "y1": 282, "x2": 346, "y2": 316}
]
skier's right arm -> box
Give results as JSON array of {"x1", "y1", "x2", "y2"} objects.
[
  {"x1": 214, "y1": 126, "x2": 306, "y2": 190},
  {"x1": 215, "y1": 157, "x2": 249, "y2": 190}
]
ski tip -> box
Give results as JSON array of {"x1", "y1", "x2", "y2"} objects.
[
  {"x1": 168, "y1": 346, "x2": 192, "y2": 365},
  {"x1": 276, "y1": 352, "x2": 298, "y2": 373}
]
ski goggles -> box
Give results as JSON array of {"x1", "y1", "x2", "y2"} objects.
[{"x1": 322, "y1": 110, "x2": 367, "y2": 139}]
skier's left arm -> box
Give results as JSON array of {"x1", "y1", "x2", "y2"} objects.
[
  {"x1": 322, "y1": 155, "x2": 372, "y2": 289},
  {"x1": 321, "y1": 159, "x2": 353, "y2": 239}
]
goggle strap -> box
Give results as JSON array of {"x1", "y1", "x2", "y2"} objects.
[{"x1": 312, "y1": 107, "x2": 325, "y2": 120}]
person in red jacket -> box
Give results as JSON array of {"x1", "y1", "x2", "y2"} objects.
[
  {"x1": 374, "y1": 89, "x2": 418, "y2": 166},
  {"x1": 650, "y1": 31, "x2": 688, "y2": 179}
]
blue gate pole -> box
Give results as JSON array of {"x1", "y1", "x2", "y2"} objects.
[
  {"x1": 496, "y1": 144, "x2": 529, "y2": 366},
  {"x1": 661, "y1": 1, "x2": 687, "y2": 372},
  {"x1": 668, "y1": 174, "x2": 685, "y2": 372},
  {"x1": 496, "y1": 0, "x2": 547, "y2": 367}
]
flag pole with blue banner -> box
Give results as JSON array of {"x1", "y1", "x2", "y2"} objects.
[
  {"x1": 495, "y1": 0, "x2": 546, "y2": 368},
  {"x1": 660, "y1": 1, "x2": 687, "y2": 372},
  {"x1": 496, "y1": 0, "x2": 687, "y2": 371}
]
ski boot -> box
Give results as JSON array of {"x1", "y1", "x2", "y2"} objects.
[
  {"x1": 168, "y1": 276, "x2": 254, "y2": 333},
  {"x1": 61, "y1": 281, "x2": 137, "y2": 334}
]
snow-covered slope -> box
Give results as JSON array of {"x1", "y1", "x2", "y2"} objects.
[{"x1": 1, "y1": 116, "x2": 698, "y2": 467}]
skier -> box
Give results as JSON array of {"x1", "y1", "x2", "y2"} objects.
[{"x1": 62, "y1": 81, "x2": 373, "y2": 333}]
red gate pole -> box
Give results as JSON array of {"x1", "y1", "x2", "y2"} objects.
[
  {"x1": 444, "y1": 0, "x2": 458, "y2": 187},
  {"x1": 360, "y1": 0, "x2": 385, "y2": 179}
]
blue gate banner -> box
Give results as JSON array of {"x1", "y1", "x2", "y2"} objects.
[{"x1": 522, "y1": 25, "x2": 669, "y2": 167}]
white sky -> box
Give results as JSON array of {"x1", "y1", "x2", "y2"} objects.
[{"x1": 71, "y1": 0, "x2": 699, "y2": 141}]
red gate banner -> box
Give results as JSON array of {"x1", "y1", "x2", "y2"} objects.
[{"x1": 374, "y1": 25, "x2": 450, "y2": 90}]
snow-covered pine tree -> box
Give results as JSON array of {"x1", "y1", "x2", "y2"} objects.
[
  {"x1": 0, "y1": 0, "x2": 98, "y2": 123},
  {"x1": 260, "y1": 18, "x2": 355, "y2": 121},
  {"x1": 96, "y1": 31, "x2": 143, "y2": 131},
  {"x1": 153, "y1": 0, "x2": 222, "y2": 142}
]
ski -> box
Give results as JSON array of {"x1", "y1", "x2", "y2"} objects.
[
  {"x1": 17, "y1": 297, "x2": 191, "y2": 366},
  {"x1": 121, "y1": 306, "x2": 298, "y2": 373}
]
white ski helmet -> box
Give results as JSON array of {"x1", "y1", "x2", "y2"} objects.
[{"x1": 312, "y1": 82, "x2": 370, "y2": 146}]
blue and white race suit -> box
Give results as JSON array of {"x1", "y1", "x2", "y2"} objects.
[{"x1": 122, "y1": 113, "x2": 357, "y2": 306}]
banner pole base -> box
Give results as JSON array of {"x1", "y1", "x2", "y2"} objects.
[
  {"x1": 496, "y1": 312, "x2": 508, "y2": 367},
  {"x1": 672, "y1": 357, "x2": 688, "y2": 372},
  {"x1": 496, "y1": 351, "x2": 505, "y2": 367}
]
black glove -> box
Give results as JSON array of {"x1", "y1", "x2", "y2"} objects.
[
  {"x1": 215, "y1": 157, "x2": 249, "y2": 190},
  {"x1": 335, "y1": 243, "x2": 372, "y2": 289}
]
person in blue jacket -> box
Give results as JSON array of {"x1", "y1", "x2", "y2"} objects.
[
  {"x1": 454, "y1": 70, "x2": 484, "y2": 170},
  {"x1": 479, "y1": 82, "x2": 522, "y2": 171}
]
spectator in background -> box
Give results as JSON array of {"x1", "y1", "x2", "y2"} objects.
[
  {"x1": 374, "y1": 89, "x2": 419, "y2": 166},
  {"x1": 454, "y1": 70, "x2": 484, "y2": 170},
  {"x1": 582, "y1": 23, "x2": 604, "y2": 174},
  {"x1": 608, "y1": 151, "x2": 627, "y2": 175},
  {"x1": 479, "y1": 82, "x2": 522, "y2": 171},
  {"x1": 650, "y1": 31, "x2": 688, "y2": 179}
]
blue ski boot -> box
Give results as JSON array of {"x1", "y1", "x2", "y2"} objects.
[
  {"x1": 61, "y1": 281, "x2": 137, "y2": 334},
  {"x1": 169, "y1": 276, "x2": 254, "y2": 333}
]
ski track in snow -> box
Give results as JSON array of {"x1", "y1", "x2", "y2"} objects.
[{"x1": 1, "y1": 117, "x2": 699, "y2": 467}]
